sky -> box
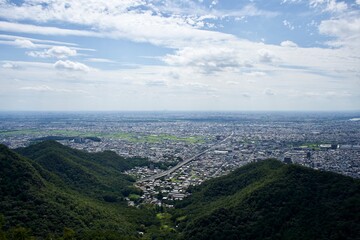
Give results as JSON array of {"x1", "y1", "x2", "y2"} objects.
[{"x1": 0, "y1": 0, "x2": 359, "y2": 111}]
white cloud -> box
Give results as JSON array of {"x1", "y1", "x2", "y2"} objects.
[
  {"x1": 163, "y1": 46, "x2": 245, "y2": 73},
  {"x1": 319, "y1": 17, "x2": 360, "y2": 48},
  {"x1": 86, "y1": 58, "x2": 115, "y2": 63},
  {"x1": 0, "y1": 1, "x2": 237, "y2": 48},
  {"x1": 45, "y1": 46, "x2": 77, "y2": 58},
  {"x1": 325, "y1": 0, "x2": 347, "y2": 12},
  {"x1": 303, "y1": 90, "x2": 351, "y2": 98},
  {"x1": 0, "y1": 1, "x2": 359, "y2": 111},
  {"x1": 21, "y1": 85, "x2": 55, "y2": 92},
  {"x1": 175, "y1": 82, "x2": 217, "y2": 94},
  {"x1": 1, "y1": 60, "x2": 54, "y2": 69},
  {"x1": 281, "y1": 0, "x2": 303, "y2": 4},
  {"x1": 1, "y1": 54, "x2": 358, "y2": 111},
  {"x1": 0, "y1": 37, "x2": 94, "y2": 52},
  {"x1": 0, "y1": 34, "x2": 77, "y2": 46},
  {"x1": 310, "y1": 0, "x2": 347, "y2": 13},
  {"x1": 20, "y1": 85, "x2": 87, "y2": 93},
  {"x1": 283, "y1": 20, "x2": 295, "y2": 30},
  {"x1": 2, "y1": 62, "x2": 19, "y2": 69},
  {"x1": 357, "y1": 0, "x2": 360, "y2": 5},
  {"x1": 245, "y1": 71, "x2": 267, "y2": 77},
  {"x1": 0, "y1": 21, "x2": 100, "y2": 37},
  {"x1": 213, "y1": 4, "x2": 279, "y2": 18},
  {"x1": 319, "y1": 17, "x2": 360, "y2": 38},
  {"x1": 258, "y1": 49, "x2": 276, "y2": 63},
  {"x1": 280, "y1": 40, "x2": 298, "y2": 47},
  {"x1": 13, "y1": 39, "x2": 36, "y2": 48},
  {"x1": 54, "y1": 60, "x2": 90, "y2": 72},
  {"x1": 28, "y1": 46, "x2": 77, "y2": 59}
]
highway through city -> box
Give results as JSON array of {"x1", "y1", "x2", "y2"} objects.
[{"x1": 138, "y1": 131, "x2": 234, "y2": 182}]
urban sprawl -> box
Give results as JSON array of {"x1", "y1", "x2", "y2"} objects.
[{"x1": 1, "y1": 112, "x2": 359, "y2": 207}]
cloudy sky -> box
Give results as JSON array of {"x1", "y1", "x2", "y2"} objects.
[{"x1": 0, "y1": 0, "x2": 359, "y2": 111}]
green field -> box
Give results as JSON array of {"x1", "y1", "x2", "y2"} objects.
[
  {"x1": 103, "y1": 132, "x2": 204, "y2": 144},
  {"x1": 0, "y1": 129, "x2": 88, "y2": 137},
  {"x1": 0, "y1": 129, "x2": 204, "y2": 144}
]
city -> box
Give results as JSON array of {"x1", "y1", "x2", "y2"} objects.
[{"x1": 1, "y1": 111, "x2": 359, "y2": 207}]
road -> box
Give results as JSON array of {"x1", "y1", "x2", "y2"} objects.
[{"x1": 137, "y1": 131, "x2": 234, "y2": 182}]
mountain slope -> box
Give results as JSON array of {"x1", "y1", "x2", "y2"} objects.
[
  {"x1": 0, "y1": 144, "x2": 87, "y2": 236},
  {"x1": 0, "y1": 143, "x2": 157, "y2": 238},
  {"x1": 1, "y1": 142, "x2": 359, "y2": 239},
  {"x1": 16, "y1": 141, "x2": 149, "y2": 199},
  {"x1": 174, "y1": 160, "x2": 360, "y2": 240}
]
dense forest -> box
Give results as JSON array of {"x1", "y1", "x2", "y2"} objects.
[
  {"x1": 173, "y1": 160, "x2": 360, "y2": 240},
  {"x1": 0, "y1": 141, "x2": 159, "y2": 239},
  {"x1": 0, "y1": 141, "x2": 359, "y2": 239}
]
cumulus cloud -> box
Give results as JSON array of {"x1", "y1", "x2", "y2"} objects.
[
  {"x1": 163, "y1": 46, "x2": 246, "y2": 73},
  {"x1": 319, "y1": 17, "x2": 360, "y2": 48},
  {"x1": 46, "y1": 46, "x2": 77, "y2": 58},
  {"x1": 319, "y1": 17, "x2": 360, "y2": 38},
  {"x1": 2, "y1": 62, "x2": 19, "y2": 69},
  {"x1": 258, "y1": 49, "x2": 276, "y2": 63},
  {"x1": 13, "y1": 39, "x2": 36, "y2": 48},
  {"x1": 325, "y1": 0, "x2": 347, "y2": 12},
  {"x1": 310, "y1": 0, "x2": 348, "y2": 13},
  {"x1": 280, "y1": 40, "x2": 298, "y2": 47},
  {"x1": 0, "y1": 1, "x2": 235, "y2": 48},
  {"x1": 54, "y1": 60, "x2": 90, "y2": 72},
  {"x1": 0, "y1": 0, "x2": 358, "y2": 111},
  {"x1": 28, "y1": 46, "x2": 77, "y2": 58}
]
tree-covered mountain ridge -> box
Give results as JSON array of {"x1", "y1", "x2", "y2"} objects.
[
  {"x1": 0, "y1": 141, "x2": 359, "y2": 240},
  {"x1": 0, "y1": 141, "x2": 158, "y2": 239},
  {"x1": 174, "y1": 159, "x2": 360, "y2": 240}
]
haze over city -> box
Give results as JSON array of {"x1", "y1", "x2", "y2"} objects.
[{"x1": 1, "y1": 0, "x2": 359, "y2": 111}]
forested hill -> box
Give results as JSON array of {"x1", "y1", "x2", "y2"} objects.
[
  {"x1": 174, "y1": 159, "x2": 360, "y2": 240},
  {"x1": 16, "y1": 140, "x2": 150, "y2": 198},
  {"x1": 0, "y1": 142, "x2": 359, "y2": 239},
  {"x1": 0, "y1": 142, "x2": 157, "y2": 239}
]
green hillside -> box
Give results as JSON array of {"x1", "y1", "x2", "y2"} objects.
[
  {"x1": 173, "y1": 160, "x2": 360, "y2": 240},
  {"x1": 0, "y1": 142, "x2": 158, "y2": 239},
  {"x1": 1, "y1": 142, "x2": 359, "y2": 240},
  {"x1": 16, "y1": 141, "x2": 149, "y2": 199}
]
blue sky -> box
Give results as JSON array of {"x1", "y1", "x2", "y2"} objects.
[{"x1": 0, "y1": 0, "x2": 359, "y2": 111}]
